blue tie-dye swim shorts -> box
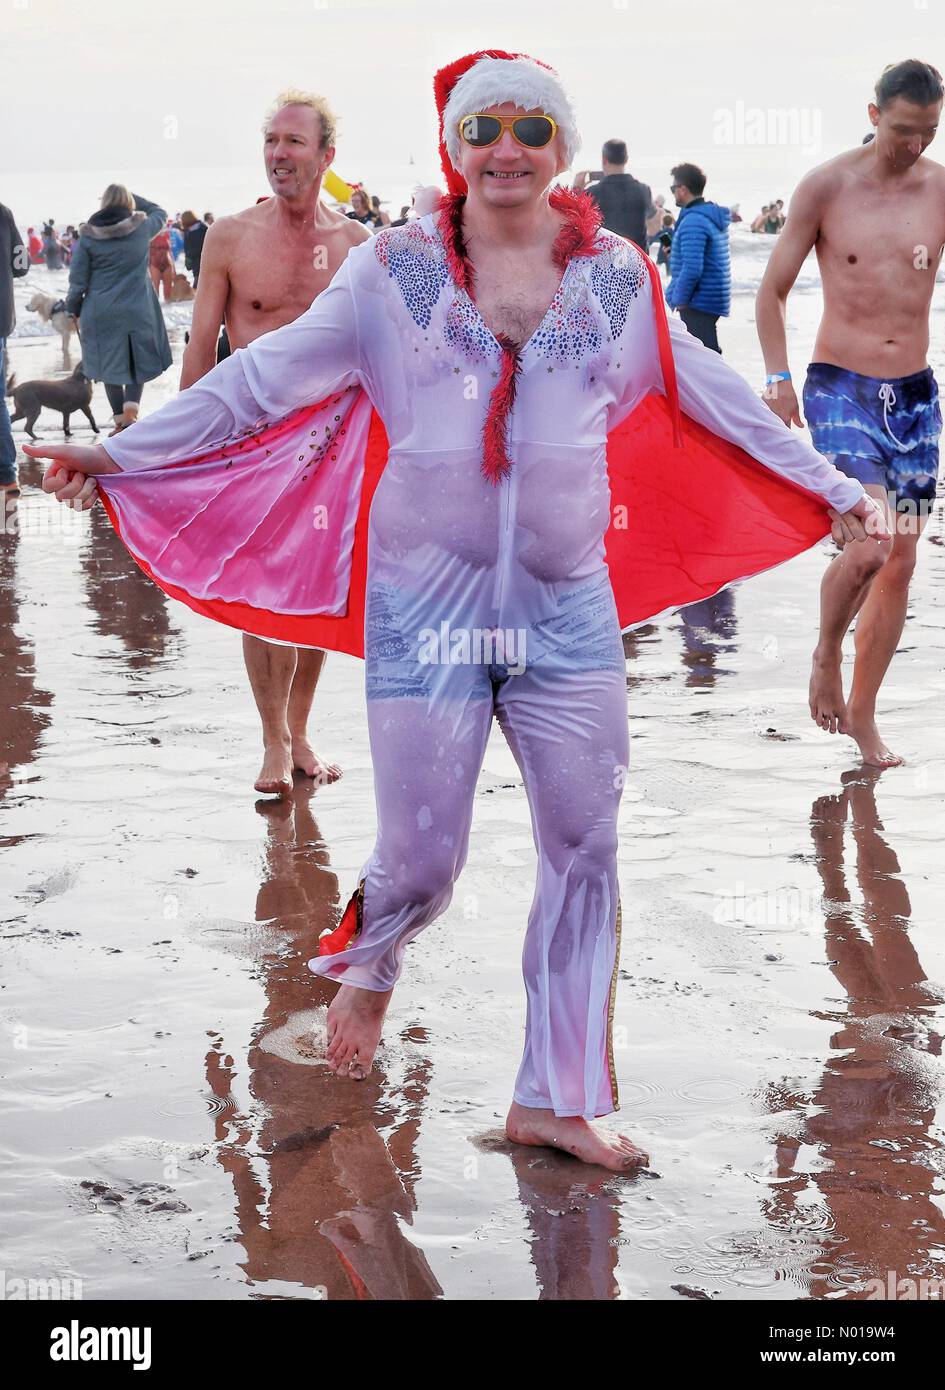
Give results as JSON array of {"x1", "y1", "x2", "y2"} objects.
[{"x1": 803, "y1": 361, "x2": 941, "y2": 513}]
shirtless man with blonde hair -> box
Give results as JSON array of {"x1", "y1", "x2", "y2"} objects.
[
  {"x1": 757, "y1": 59, "x2": 945, "y2": 766},
  {"x1": 183, "y1": 90, "x2": 370, "y2": 794}
]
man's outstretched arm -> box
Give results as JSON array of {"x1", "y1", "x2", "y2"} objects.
[
  {"x1": 23, "y1": 242, "x2": 371, "y2": 502},
  {"x1": 755, "y1": 171, "x2": 824, "y2": 427},
  {"x1": 651, "y1": 304, "x2": 889, "y2": 545}
]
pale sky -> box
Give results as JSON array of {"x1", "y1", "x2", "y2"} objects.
[{"x1": 1, "y1": 0, "x2": 942, "y2": 207}]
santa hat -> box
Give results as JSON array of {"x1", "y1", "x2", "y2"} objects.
[{"x1": 434, "y1": 50, "x2": 579, "y2": 197}]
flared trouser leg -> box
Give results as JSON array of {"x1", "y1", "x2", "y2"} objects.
[
  {"x1": 309, "y1": 679, "x2": 494, "y2": 990},
  {"x1": 495, "y1": 663, "x2": 629, "y2": 1119}
]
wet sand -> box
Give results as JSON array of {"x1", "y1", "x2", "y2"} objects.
[{"x1": 2, "y1": 270, "x2": 945, "y2": 1301}]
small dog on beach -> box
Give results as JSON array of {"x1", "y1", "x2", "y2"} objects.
[
  {"x1": 7, "y1": 361, "x2": 99, "y2": 438},
  {"x1": 26, "y1": 291, "x2": 78, "y2": 362}
]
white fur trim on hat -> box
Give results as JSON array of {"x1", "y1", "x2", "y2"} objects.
[{"x1": 443, "y1": 56, "x2": 579, "y2": 168}]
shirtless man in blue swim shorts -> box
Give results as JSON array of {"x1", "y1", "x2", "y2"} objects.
[{"x1": 757, "y1": 58, "x2": 945, "y2": 766}]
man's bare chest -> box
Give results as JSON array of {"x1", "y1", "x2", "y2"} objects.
[
  {"x1": 819, "y1": 194, "x2": 945, "y2": 287},
  {"x1": 229, "y1": 231, "x2": 346, "y2": 321},
  {"x1": 472, "y1": 262, "x2": 564, "y2": 346}
]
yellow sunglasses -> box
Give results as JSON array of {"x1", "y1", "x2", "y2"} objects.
[{"x1": 458, "y1": 112, "x2": 558, "y2": 150}]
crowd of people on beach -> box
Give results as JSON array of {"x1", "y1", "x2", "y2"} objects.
[
  {"x1": 27, "y1": 209, "x2": 219, "y2": 292},
  {"x1": 20, "y1": 172, "x2": 784, "y2": 305}
]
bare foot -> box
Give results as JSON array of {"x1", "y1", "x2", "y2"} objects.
[
  {"x1": 809, "y1": 646, "x2": 845, "y2": 734},
  {"x1": 291, "y1": 734, "x2": 342, "y2": 787},
  {"x1": 254, "y1": 740, "x2": 293, "y2": 797},
  {"x1": 505, "y1": 1101, "x2": 649, "y2": 1172},
  {"x1": 326, "y1": 983, "x2": 393, "y2": 1079},
  {"x1": 841, "y1": 705, "x2": 903, "y2": 767}
]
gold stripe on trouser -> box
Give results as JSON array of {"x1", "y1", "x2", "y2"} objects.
[
  {"x1": 345, "y1": 877, "x2": 366, "y2": 950},
  {"x1": 605, "y1": 895, "x2": 622, "y2": 1110}
]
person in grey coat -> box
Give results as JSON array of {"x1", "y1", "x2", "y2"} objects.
[
  {"x1": 65, "y1": 186, "x2": 172, "y2": 431},
  {"x1": 1, "y1": 202, "x2": 29, "y2": 491}
]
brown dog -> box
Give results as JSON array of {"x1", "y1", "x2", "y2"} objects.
[{"x1": 7, "y1": 361, "x2": 99, "y2": 438}]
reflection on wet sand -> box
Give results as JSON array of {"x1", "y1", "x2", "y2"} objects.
[
  {"x1": 0, "y1": 494, "x2": 52, "y2": 806},
  {"x1": 622, "y1": 621, "x2": 658, "y2": 680},
  {"x1": 765, "y1": 768, "x2": 945, "y2": 1298},
  {"x1": 623, "y1": 589, "x2": 739, "y2": 694},
  {"x1": 206, "y1": 783, "x2": 441, "y2": 1299},
  {"x1": 80, "y1": 503, "x2": 178, "y2": 668},
  {"x1": 677, "y1": 590, "x2": 738, "y2": 689},
  {"x1": 476, "y1": 1130, "x2": 629, "y2": 1299}
]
